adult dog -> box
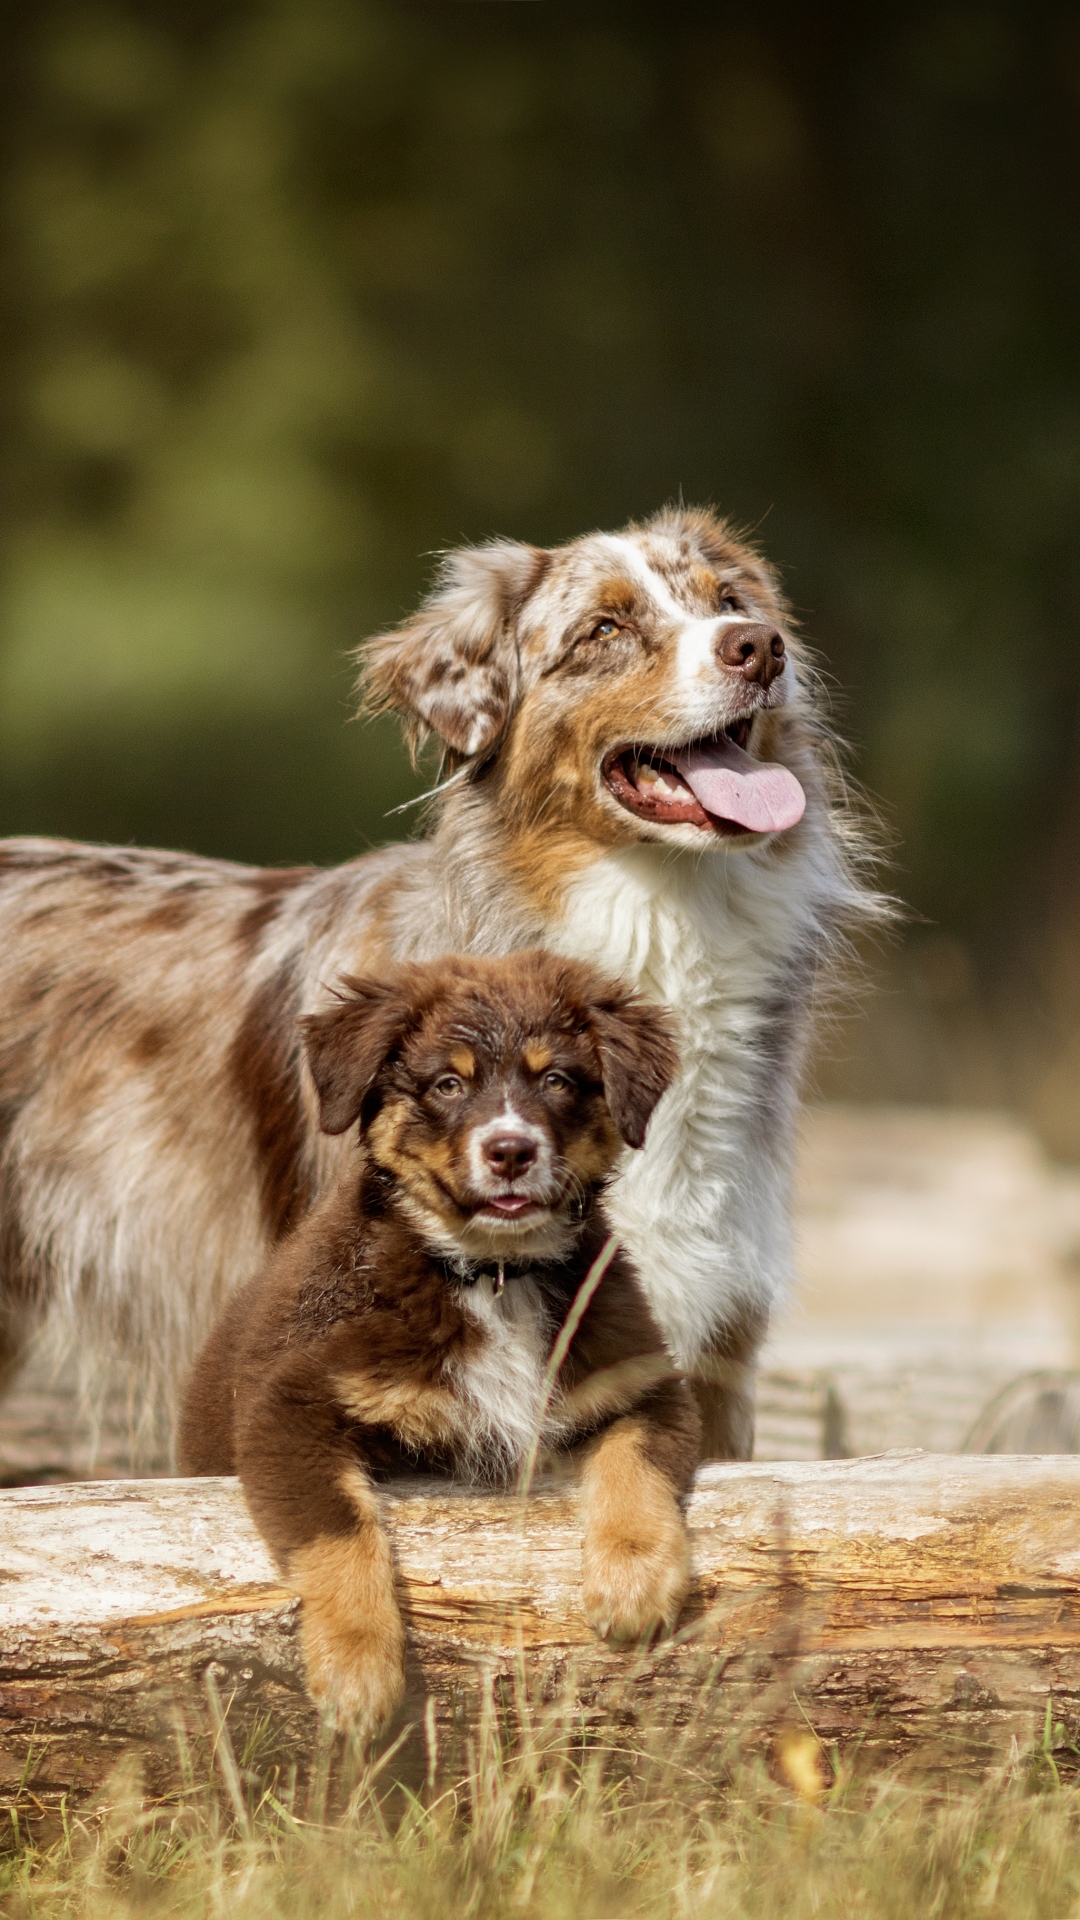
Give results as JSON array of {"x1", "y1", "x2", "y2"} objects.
[{"x1": 0, "y1": 507, "x2": 869, "y2": 1460}]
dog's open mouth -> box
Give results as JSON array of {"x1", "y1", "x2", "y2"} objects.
[
  {"x1": 602, "y1": 722, "x2": 806, "y2": 836},
  {"x1": 478, "y1": 1194, "x2": 542, "y2": 1219}
]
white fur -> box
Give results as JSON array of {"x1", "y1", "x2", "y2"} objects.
[
  {"x1": 552, "y1": 831, "x2": 850, "y2": 1367},
  {"x1": 673, "y1": 616, "x2": 725, "y2": 697},
  {"x1": 450, "y1": 1274, "x2": 554, "y2": 1477},
  {"x1": 465, "y1": 1102, "x2": 553, "y2": 1193},
  {"x1": 605, "y1": 536, "x2": 687, "y2": 622}
]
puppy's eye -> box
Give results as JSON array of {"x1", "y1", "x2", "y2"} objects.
[
  {"x1": 719, "y1": 593, "x2": 741, "y2": 614},
  {"x1": 590, "y1": 619, "x2": 621, "y2": 641},
  {"x1": 432, "y1": 1074, "x2": 466, "y2": 1098},
  {"x1": 542, "y1": 1069, "x2": 575, "y2": 1094}
]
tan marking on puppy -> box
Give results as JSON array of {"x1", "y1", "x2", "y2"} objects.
[
  {"x1": 333, "y1": 1371, "x2": 468, "y2": 1453},
  {"x1": 365, "y1": 1098, "x2": 411, "y2": 1170},
  {"x1": 581, "y1": 1416, "x2": 691, "y2": 1643},
  {"x1": 523, "y1": 1042, "x2": 553, "y2": 1073},
  {"x1": 559, "y1": 1352, "x2": 676, "y2": 1431},
  {"x1": 449, "y1": 1047, "x2": 475, "y2": 1078},
  {"x1": 366, "y1": 1100, "x2": 461, "y2": 1229},
  {"x1": 566, "y1": 1110, "x2": 625, "y2": 1185},
  {"x1": 411, "y1": 1135, "x2": 456, "y2": 1182},
  {"x1": 289, "y1": 1466, "x2": 406, "y2": 1734}
]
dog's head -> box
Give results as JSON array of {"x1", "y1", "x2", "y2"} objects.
[
  {"x1": 301, "y1": 952, "x2": 678, "y2": 1261},
  {"x1": 361, "y1": 507, "x2": 816, "y2": 871}
]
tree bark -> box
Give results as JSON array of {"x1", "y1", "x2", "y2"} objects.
[{"x1": 2, "y1": 1455, "x2": 1080, "y2": 1826}]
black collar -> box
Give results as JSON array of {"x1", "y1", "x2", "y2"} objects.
[{"x1": 431, "y1": 1251, "x2": 552, "y2": 1297}]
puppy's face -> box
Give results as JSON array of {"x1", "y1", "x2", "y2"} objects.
[
  {"x1": 369, "y1": 1013, "x2": 617, "y2": 1260},
  {"x1": 302, "y1": 953, "x2": 679, "y2": 1262}
]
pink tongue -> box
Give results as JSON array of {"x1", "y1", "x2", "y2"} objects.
[{"x1": 672, "y1": 737, "x2": 806, "y2": 833}]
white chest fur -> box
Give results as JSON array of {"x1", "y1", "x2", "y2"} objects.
[
  {"x1": 449, "y1": 1276, "x2": 553, "y2": 1478},
  {"x1": 552, "y1": 841, "x2": 836, "y2": 1368}
]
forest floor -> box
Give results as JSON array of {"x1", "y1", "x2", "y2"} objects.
[{"x1": 2, "y1": 1709, "x2": 1080, "y2": 1920}]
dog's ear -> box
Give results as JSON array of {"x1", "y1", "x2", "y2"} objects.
[
  {"x1": 586, "y1": 992, "x2": 680, "y2": 1151},
  {"x1": 358, "y1": 540, "x2": 549, "y2": 758},
  {"x1": 301, "y1": 974, "x2": 416, "y2": 1136}
]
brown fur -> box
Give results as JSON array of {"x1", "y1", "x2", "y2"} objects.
[
  {"x1": 0, "y1": 508, "x2": 875, "y2": 1457},
  {"x1": 180, "y1": 953, "x2": 700, "y2": 1730}
]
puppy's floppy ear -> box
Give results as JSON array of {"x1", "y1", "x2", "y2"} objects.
[
  {"x1": 301, "y1": 974, "x2": 415, "y2": 1136},
  {"x1": 358, "y1": 540, "x2": 549, "y2": 759},
  {"x1": 587, "y1": 992, "x2": 680, "y2": 1151}
]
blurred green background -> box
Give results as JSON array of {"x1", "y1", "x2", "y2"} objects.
[{"x1": 3, "y1": 0, "x2": 1080, "y2": 1150}]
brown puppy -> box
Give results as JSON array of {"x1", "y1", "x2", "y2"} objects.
[{"x1": 180, "y1": 951, "x2": 701, "y2": 1733}]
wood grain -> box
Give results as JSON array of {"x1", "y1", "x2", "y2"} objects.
[{"x1": 2, "y1": 1454, "x2": 1080, "y2": 1824}]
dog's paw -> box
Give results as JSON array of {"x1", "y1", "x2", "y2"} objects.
[
  {"x1": 582, "y1": 1495, "x2": 691, "y2": 1645},
  {"x1": 291, "y1": 1527, "x2": 406, "y2": 1737},
  {"x1": 301, "y1": 1603, "x2": 406, "y2": 1734}
]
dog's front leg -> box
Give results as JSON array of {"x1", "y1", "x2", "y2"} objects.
[
  {"x1": 288, "y1": 1464, "x2": 406, "y2": 1736},
  {"x1": 580, "y1": 1385, "x2": 698, "y2": 1644},
  {"x1": 235, "y1": 1365, "x2": 406, "y2": 1736},
  {"x1": 689, "y1": 1304, "x2": 768, "y2": 1461}
]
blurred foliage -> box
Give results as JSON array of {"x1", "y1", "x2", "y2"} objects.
[{"x1": 2, "y1": 1, "x2": 1080, "y2": 1135}]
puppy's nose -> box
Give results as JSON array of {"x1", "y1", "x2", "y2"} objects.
[
  {"x1": 483, "y1": 1133, "x2": 538, "y2": 1180},
  {"x1": 716, "y1": 623, "x2": 786, "y2": 688}
]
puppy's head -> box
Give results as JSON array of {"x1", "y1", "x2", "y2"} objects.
[{"x1": 301, "y1": 952, "x2": 679, "y2": 1261}]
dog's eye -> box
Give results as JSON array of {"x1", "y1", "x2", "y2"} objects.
[
  {"x1": 590, "y1": 619, "x2": 621, "y2": 641},
  {"x1": 542, "y1": 1070, "x2": 574, "y2": 1094},
  {"x1": 432, "y1": 1074, "x2": 466, "y2": 1098},
  {"x1": 719, "y1": 592, "x2": 741, "y2": 614}
]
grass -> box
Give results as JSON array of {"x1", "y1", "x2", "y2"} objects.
[{"x1": 2, "y1": 1700, "x2": 1080, "y2": 1920}]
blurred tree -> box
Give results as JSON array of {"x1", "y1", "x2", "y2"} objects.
[{"x1": 1, "y1": 0, "x2": 1079, "y2": 1142}]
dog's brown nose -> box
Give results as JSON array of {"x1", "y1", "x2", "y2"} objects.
[
  {"x1": 716, "y1": 623, "x2": 786, "y2": 687},
  {"x1": 483, "y1": 1133, "x2": 538, "y2": 1180}
]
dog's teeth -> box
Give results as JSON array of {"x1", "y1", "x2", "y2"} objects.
[{"x1": 636, "y1": 764, "x2": 664, "y2": 792}]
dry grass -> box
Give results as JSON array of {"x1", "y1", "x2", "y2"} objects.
[{"x1": 2, "y1": 1702, "x2": 1080, "y2": 1920}]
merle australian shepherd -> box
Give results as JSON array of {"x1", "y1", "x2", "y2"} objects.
[
  {"x1": 0, "y1": 507, "x2": 870, "y2": 1460},
  {"x1": 180, "y1": 951, "x2": 699, "y2": 1730}
]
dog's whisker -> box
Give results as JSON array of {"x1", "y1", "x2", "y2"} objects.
[{"x1": 384, "y1": 761, "x2": 476, "y2": 816}]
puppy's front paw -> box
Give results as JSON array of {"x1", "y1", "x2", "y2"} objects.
[
  {"x1": 582, "y1": 1495, "x2": 691, "y2": 1645},
  {"x1": 301, "y1": 1602, "x2": 406, "y2": 1734},
  {"x1": 291, "y1": 1530, "x2": 406, "y2": 1736},
  {"x1": 581, "y1": 1418, "x2": 693, "y2": 1644}
]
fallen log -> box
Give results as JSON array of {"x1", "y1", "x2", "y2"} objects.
[{"x1": 2, "y1": 1453, "x2": 1080, "y2": 1826}]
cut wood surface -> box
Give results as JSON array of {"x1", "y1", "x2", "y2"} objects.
[{"x1": 3, "y1": 1454, "x2": 1080, "y2": 1822}]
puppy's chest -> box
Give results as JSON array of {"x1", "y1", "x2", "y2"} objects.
[
  {"x1": 333, "y1": 1274, "x2": 559, "y2": 1473},
  {"x1": 450, "y1": 1276, "x2": 556, "y2": 1451}
]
